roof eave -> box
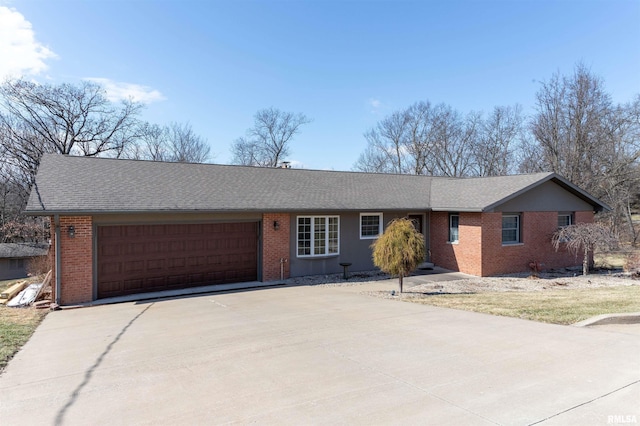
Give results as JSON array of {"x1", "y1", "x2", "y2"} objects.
[
  {"x1": 24, "y1": 206, "x2": 435, "y2": 216},
  {"x1": 430, "y1": 208, "x2": 484, "y2": 212}
]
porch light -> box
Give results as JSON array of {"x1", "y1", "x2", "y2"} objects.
[
  {"x1": 67, "y1": 225, "x2": 75, "y2": 238},
  {"x1": 273, "y1": 220, "x2": 280, "y2": 231}
]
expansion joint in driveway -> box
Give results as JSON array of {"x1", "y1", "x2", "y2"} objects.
[{"x1": 528, "y1": 379, "x2": 640, "y2": 425}]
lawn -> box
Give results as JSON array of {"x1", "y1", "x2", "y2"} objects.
[
  {"x1": 0, "y1": 278, "x2": 48, "y2": 372},
  {"x1": 594, "y1": 250, "x2": 630, "y2": 269},
  {"x1": 407, "y1": 285, "x2": 640, "y2": 325}
]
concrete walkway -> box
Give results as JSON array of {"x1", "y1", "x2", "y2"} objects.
[{"x1": 1, "y1": 281, "x2": 638, "y2": 425}]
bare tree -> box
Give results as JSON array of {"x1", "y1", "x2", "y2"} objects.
[
  {"x1": 529, "y1": 64, "x2": 614, "y2": 188},
  {"x1": 354, "y1": 102, "x2": 478, "y2": 177},
  {"x1": 231, "y1": 107, "x2": 311, "y2": 167},
  {"x1": 426, "y1": 106, "x2": 478, "y2": 177},
  {"x1": 166, "y1": 122, "x2": 210, "y2": 163},
  {"x1": 0, "y1": 78, "x2": 143, "y2": 185},
  {"x1": 134, "y1": 122, "x2": 168, "y2": 161},
  {"x1": 473, "y1": 105, "x2": 524, "y2": 176},
  {"x1": 354, "y1": 111, "x2": 409, "y2": 174},
  {"x1": 125, "y1": 122, "x2": 211, "y2": 163},
  {"x1": 552, "y1": 223, "x2": 617, "y2": 276},
  {"x1": 529, "y1": 64, "x2": 640, "y2": 242},
  {"x1": 403, "y1": 101, "x2": 438, "y2": 175},
  {"x1": 352, "y1": 143, "x2": 396, "y2": 173}
]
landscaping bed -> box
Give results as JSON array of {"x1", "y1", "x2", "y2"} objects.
[{"x1": 291, "y1": 266, "x2": 640, "y2": 326}]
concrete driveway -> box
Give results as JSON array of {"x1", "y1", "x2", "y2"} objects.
[{"x1": 1, "y1": 281, "x2": 639, "y2": 425}]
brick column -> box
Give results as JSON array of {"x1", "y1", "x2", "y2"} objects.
[
  {"x1": 262, "y1": 213, "x2": 290, "y2": 281},
  {"x1": 59, "y1": 216, "x2": 93, "y2": 304}
]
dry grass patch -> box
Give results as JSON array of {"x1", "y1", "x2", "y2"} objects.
[
  {"x1": 0, "y1": 276, "x2": 50, "y2": 372},
  {"x1": 406, "y1": 286, "x2": 640, "y2": 325},
  {"x1": 0, "y1": 278, "x2": 23, "y2": 294},
  {"x1": 0, "y1": 306, "x2": 48, "y2": 372},
  {"x1": 594, "y1": 251, "x2": 629, "y2": 270}
]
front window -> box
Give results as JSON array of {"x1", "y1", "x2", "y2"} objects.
[
  {"x1": 502, "y1": 214, "x2": 521, "y2": 244},
  {"x1": 297, "y1": 216, "x2": 339, "y2": 257},
  {"x1": 360, "y1": 213, "x2": 383, "y2": 239},
  {"x1": 557, "y1": 212, "x2": 574, "y2": 242},
  {"x1": 449, "y1": 213, "x2": 459, "y2": 243}
]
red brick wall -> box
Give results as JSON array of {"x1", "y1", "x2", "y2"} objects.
[
  {"x1": 58, "y1": 216, "x2": 94, "y2": 305},
  {"x1": 262, "y1": 213, "x2": 290, "y2": 281},
  {"x1": 575, "y1": 211, "x2": 594, "y2": 224},
  {"x1": 430, "y1": 212, "x2": 483, "y2": 276},
  {"x1": 430, "y1": 210, "x2": 595, "y2": 276},
  {"x1": 480, "y1": 211, "x2": 592, "y2": 276}
]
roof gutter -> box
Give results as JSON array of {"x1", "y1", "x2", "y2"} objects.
[
  {"x1": 430, "y1": 208, "x2": 483, "y2": 213},
  {"x1": 25, "y1": 207, "x2": 437, "y2": 216},
  {"x1": 54, "y1": 214, "x2": 61, "y2": 307}
]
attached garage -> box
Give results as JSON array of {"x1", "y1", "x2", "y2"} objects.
[{"x1": 97, "y1": 222, "x2": 259, "y2": 299}]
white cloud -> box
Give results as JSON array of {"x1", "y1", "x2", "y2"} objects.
[
  {"x1": 84, "y1": 77, "x2": 165, "y2": 104},
  {"x1": 0, "y1": 6, "x2": 57, "y2": 78},
  {"x1": 369, "y1": 98, "x2": 383, "y2": 114}
]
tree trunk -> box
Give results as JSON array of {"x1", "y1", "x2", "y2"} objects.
[
  {"x1": 583, "y1": 246, "x2": 589, "y2": 276},
  {"x1": 399, "y1": 274, "x2": 404, "y2": 293},
  {"x1": 625, "y1": 200, "x2": 638, "y2": 247}
]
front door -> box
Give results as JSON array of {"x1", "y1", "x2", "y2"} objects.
[
  {"x1": 408, "y1": 214, "x2": 423, "y2": 233},
  {"x1": 408, "y1": 214, "x2": 429, "y2": 262}
]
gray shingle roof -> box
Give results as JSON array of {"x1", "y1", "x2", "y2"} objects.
[
  {"x1": 430, "y1": 174, "x2": 555, "y2": 211},
  {"x1": 24, "y1": 154, "x2": 608, "y2": 215},
  {"x1": 0, "y1": 243, "x2": 49, "y2": 259}
]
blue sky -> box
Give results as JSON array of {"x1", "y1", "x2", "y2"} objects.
[{"x1": 2, "y1": 0, "x2": 639, "y2": 171}]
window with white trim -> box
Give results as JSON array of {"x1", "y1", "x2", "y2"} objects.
[
  {"x1": 502, "y1": 214, "x2": 521, "y2": 244},
  {"x1": 297, "y1": 216, "x2": 339, "y2": 257},
  {"x1": 449, "y1": 213, "x2": 459, "y2": 243},
  {"x1": 360, "y1": 213, "x2": 383, "y2": 239}
]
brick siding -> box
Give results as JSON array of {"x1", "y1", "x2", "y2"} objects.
[
  {"x1": 430, "y1": 212, "x2": 483, "y2": 275},
  {"x1": 431, "y1": 210, "x2": 594, "y2": 276},
  {"x1": 262, "y1": 213, "x2": 290, "y2": 281},
  {"x1": 56, "y1": 216, "x2": 94, "y2": 305}
]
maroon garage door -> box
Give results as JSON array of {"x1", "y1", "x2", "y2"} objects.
[{"x1": 97, "y1": 222, "x2": 259, "y2": 299}]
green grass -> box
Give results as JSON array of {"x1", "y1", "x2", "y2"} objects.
[{"x1": 407, "y1": 286, "x2": 640, "y2": 325}]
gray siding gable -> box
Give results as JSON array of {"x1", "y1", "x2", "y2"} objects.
[{"x1": 493, "y1": 180, "x2": 595, "y2": 212}]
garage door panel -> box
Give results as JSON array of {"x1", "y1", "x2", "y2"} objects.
[
  {"x1": 123, "y1": 278, "x2": 143, "y2": 291},
  {"x1": 167, "y1": 274, "x2": 186, "y2": 286},
  {"x1": 169, "y1": 258, "x2": 186, "y2": 269},
  {"x1": 97, "y1": 222, "x2": 258, "y2": 299},
  {"x1": 124, "y1": 260, "x2": 145, "y2": 273}
]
